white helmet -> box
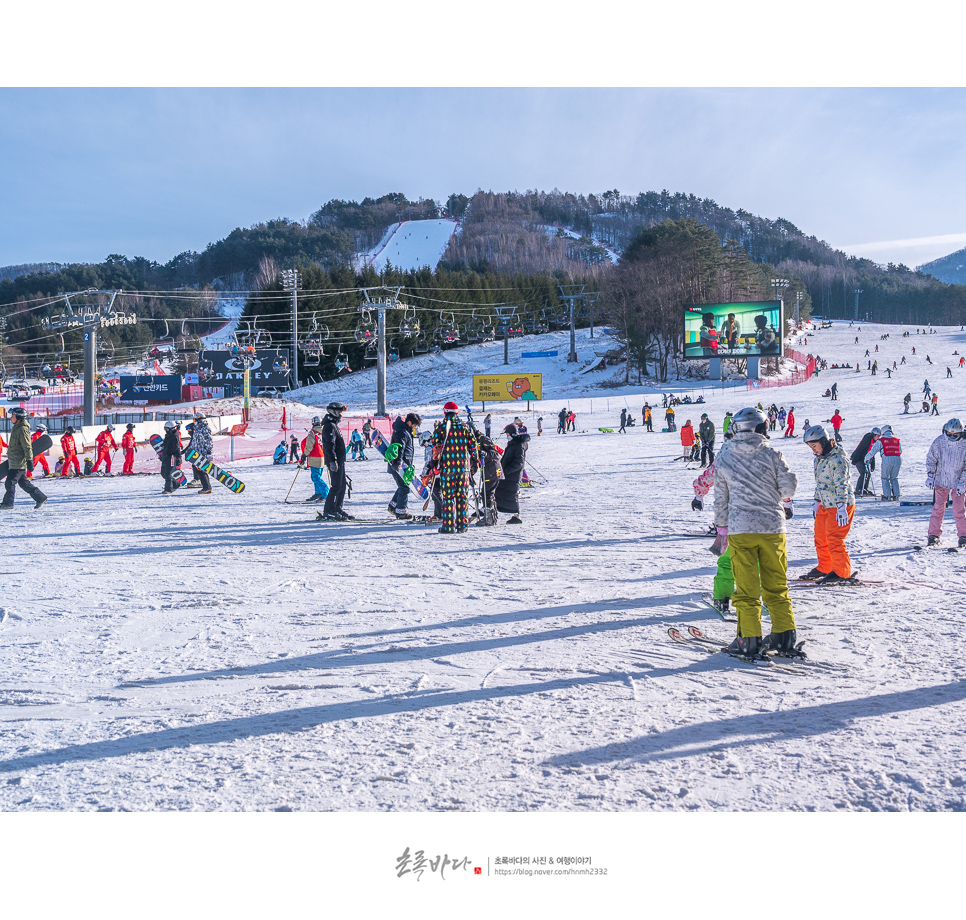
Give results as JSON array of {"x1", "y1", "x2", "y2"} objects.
[
  {"x1": 803, "y1": 424, "x2": 829, "y2": 443},
  {"x1": 730, "y1": 407, "x2": 766, "y2": 434},
  {"x1": 164, "y1": 420, "x2": 177, "y2": 430},
  {"x1": 943, "y1": 418, "x2": 963, "y2": 440}
]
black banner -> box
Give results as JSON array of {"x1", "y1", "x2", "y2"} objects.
[
  {"x1": 199, "y1": 350, "x2": 291, "y2": 396},
  {"x1": 119, "y1": 375, "x2": 183, "y2": 402}
]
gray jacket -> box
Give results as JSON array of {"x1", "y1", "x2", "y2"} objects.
[
  {"x1": 926, "y1": 434, "x2": 966, "y2": 491},
  {"x1": 713, "y1": 431, "x2": 798, "y2": 534}
]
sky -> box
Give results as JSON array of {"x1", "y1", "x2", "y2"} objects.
[{"x1": 2, "y1": 14, "x2": 965, "y2": 275}]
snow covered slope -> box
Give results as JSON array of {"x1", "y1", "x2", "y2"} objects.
[{"x1": 362, "y1": 218, "x2": 458, "y2": 273}]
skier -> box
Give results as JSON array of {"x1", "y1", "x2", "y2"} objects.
[
  {"x1": 536, "y1": 416, "x2": 543, "y2": 436},
  {"x1": 320, "y1": 402, "x2": 351, "y2": 520},
  {"x1": 680, "y1": 419, "x2": 696, "y2": 460},
  {"x1": 159, "y1": 421, "x2": 183, "y2": 494},
  {"x1": 0, "y1": 408, "x2": 48, "y2": 510},
  {"x1": 722, "y1": 410, "x2": 733, "y2": 436},
  {"x1": 567, "y1": 410, "x2": 576, "y2": 432},
  {"x1": 362, "y1": 418, "x2": 373, "y2": 447},
  {"x1": 850, "y1": 427, "x2": 880, "y2": 496},
  {"x1": 288, "y1": 434, "x2": 300, "y2": 463},
  {"x1": 711, "y1": 407, "x2": 799, "y2": 655},
  {"x1": 186, "y1": 412, "x2": 213, "y2": 494},
  {"x1": 829, "y1": 409, "x2": 843, "y2": 441},
  {"x1": 386, "y1": 412, "x2": 421, "y2": 519},
  {"x1": 60, "y1": 426, "x2": 81, "y2": 477},
  {"x1": 785, "y1": 407, "x2": 796, "y2": 438},
  {"x1": 121, "y1": 423, "x2": 138, "y2": 475},
  {"x1": 91, "y1": 424, "x2": 118, "y2": 474},
  {"x1": 903, "y1": 393, "x2": 912, "y2": 414},
  {"x1": 273, "y1": 441, "x2": 287, "y2": 464},
  {"x1": 644, "y1": 404, "x2": 654, "y2": 432},
  {"x1": 619, "y1": 408, "x2": 627, "y2": 433},
  {"x1": 301, "y1": 416, "x2": 330, "y2": 504},
  {"x1": 698, "y1": 413, "x2": 715, "y2": 467},
  {"x1": 430, "y1": 401, "x2": 478, "y2": 534},
  {"x1": 866, "y1": 424, "x2": 902, "y2": 500},
  {"x1": 350, "y1": 428, "x2": 367, "y2": 460},
  {"x1": 830, "y1": 382, "x2": 838, "y2": 400},
  {"x1": 557, "y1": 407, "x2": 568, "y2": 434},
  {"x1": 924, "y1": 418, "x2": 966, "y2": 548},
  {"x1": 30, "y1": 424, "x2": 51, "y2": 477},
  {"x1": 476, "y1": 432, "x2": 503, "y2": 525},
  {"x1": 495, "y1": 423, "x2": 529, "y2": 525},
  {"x1": 691, "y1": 428, "x2": 736, "y2": 615},
  {"x1": 947, "y1": 367, "x2": 953, "y2": 379},
  {"x1": 931, "y1": 394, "x2": 940, "y2": 416},
  {"x1": 665, "y1": 405, "x2": 676, "y2": 432},
  {"x1": 802, "y1": 424, "x2": 856, "y2": 584}
]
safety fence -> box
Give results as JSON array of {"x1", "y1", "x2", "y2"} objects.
[{"x1": 746, "y1": 348, "x2": 817, "y2": 391}]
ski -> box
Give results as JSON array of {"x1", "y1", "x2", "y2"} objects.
[
  {"x1": 684, "y1": 530, "x2": 716, "y2": 538},
  {"x1": 687, "y1": 626, "x2": 851, "y2": 674},
  {"x1": 699, "y1": 592, "x2": 737, "y2": 622},
  {"x1": 788, "y1": 577, "x2": 883, "y2": 587},
  {"x1": 184, "y1": 448, "x2": 245, "y2": 494},
  {"x1": 667, "y1": 627, "x2": 804, "y2": 674},
  {"x1": 913, "y1": 543, "x2": 961, "y2": 553}
]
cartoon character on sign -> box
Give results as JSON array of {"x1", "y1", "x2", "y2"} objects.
[{"x1": 507, "y1": 377, "x2": 536, "y2": 401}]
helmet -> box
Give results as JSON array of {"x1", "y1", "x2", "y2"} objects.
[
  {"x1": 803, "y1": 424, "x2": 829, "y2": 443},
  {"x1": 700, "y1": 413, "x2": 708, "y2": 420},
  {"x1": 106, "y1": 425, "x2": 115, "y2": 431},
  {"x1": 943, "y1": 418, "x2": 963, "y2": 440},
  {"x1": 126, "y1": 423, "x2": 135, "y2": 430},
  {"x1": 871, "y1": 427, "x2": 882, "y2": 437},
  {"x1": 504, "y1": 423, "x2": 517, "y2": 436},
  {"x1": 65, "y1": 426, "x2": 75, "y2": 435},
  {"x1": 10, "y1": 407, "x2": 27, "y2": 419},
  {"x1": 327, "y1": 402, "x2": 346, "y2": 416},
  {"x1": 311, "y1": 416, "x2": 322, "y2": 426},
  {"x1": 418, "y1": 431, "x2": 432, "y2": 445},
  {"x1": 194, "y1": 412, "x2": 206, "y2": 420},
  {"x1": 443, "y1": 401, "x2": 459, "y2": 414},
  {"x1": 730, "y1": 407, "x2": 766, "y2": 434},
  {"x1": 164, "y1": 420, "x2": 177, "y2": 430},
  {"x1": 36, "y1": 423, "x2": 47, "y2": 433},
  {"x1": 880, "y1": 425, "x2": 894, "y2": 438}
]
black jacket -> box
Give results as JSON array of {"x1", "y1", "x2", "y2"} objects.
[
  {"x1": 850, "y1": 432, "x2": 877, "y2": 468},
  {"x1": 161, "y1": 428, "x2": 182, "y2": 464},
  {"x1": 321, "y1": 414, "x2": 346, "y2": 465},
  {"x1": 388, "y1": 416, "x2": 415, "y2": 470},
  {"x1": 495, "y1": 432, "x2": 529, "y2": 513}
]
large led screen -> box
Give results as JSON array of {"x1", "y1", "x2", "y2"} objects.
[{"x1": 682, "y1": 301, "x2": 783, "y2": 359}]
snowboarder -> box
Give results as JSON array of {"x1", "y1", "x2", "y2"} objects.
[
  {"x1": 431, "y1": 401, "x2": 479, "y2": 534},
  {"x1": 386, "y1": 413, "x2": 421, "y2": 519},
  {"x1": 698, "y1": 413, "x2": 715, "y2": 467},
  {"x1": 0, "y1": 408, "x2": 48, "y2": 510},
  {"x1": 320, "y1": 402, "x2": 350, "y2": 520},
  {"x1": 850, "y1": 427, "x2": 880, "y2": 496},
  {"x1": 711, "y1": 407, "x2": 799, "y2": 655},
  {"x1": 288, "y1": 434, "x2": 300, "y2": 463},
  {"x1": 866, "y1": 424, "x2": 901, "y2": 500},
  {"x1": 302, "y1": 416, "x2": 330, "y2": 504},
  {"x1": 121, "y1": 423, "x2": 137, "y2": 475},
  {"x1": 803, "y1": 424, "x2": 856, "y2": 584},
  {"x1": 924, "y1": 418, "x2": 966, "y2": 548},
  {"x1": 60, "y1": 427, "x2": 81, "y2": 477},
  {"x1": 186, "y1": 412, "x2": 213, "y2": 494},
  {"x1": 91, "y1": 425, "x2": 118, "y2": 474},
  {"x1": 159, "y1": 421, "x2": 183, "y2": 494},
  {"x1": 495, "y1": 423, "x2": 529, "y2": 524}
]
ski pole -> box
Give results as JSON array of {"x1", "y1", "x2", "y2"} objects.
[{"x1": 283, "y1": 464, "x2": 303, "y2": 503}]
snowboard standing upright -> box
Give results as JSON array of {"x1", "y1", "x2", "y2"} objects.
[
  {"x1": 148, "y1": 434, "x2": 188, "y2": 488},
  {"x1": 370, "y1": 428, "x2": 430, "y2": 500},
  {"x1": 0, "y1": 434, "x2": 53, "y2": 480}
]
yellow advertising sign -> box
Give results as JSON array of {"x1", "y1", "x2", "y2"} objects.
[{"x1": 472, "y1": 373, "x2": 542, "y2": 403}]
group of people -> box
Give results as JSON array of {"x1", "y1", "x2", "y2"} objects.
[{"x1": 556, "y1": 408, "x2": 576, "y2": 433}]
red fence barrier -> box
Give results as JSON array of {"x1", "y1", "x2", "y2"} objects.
[{"x1": 746, "y1": 348, "x2": 817, "y2": 390}]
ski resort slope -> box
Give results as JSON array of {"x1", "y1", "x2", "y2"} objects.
[
  {"x1": 362, "y1": 218, "x2": 458, "y2": 273},
  {"x1": 2, "y1": 319, "x2": 966, "y2": 914}
]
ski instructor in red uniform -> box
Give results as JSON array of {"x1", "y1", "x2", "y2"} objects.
[
  {"x1": 121, "y1": 423, "x2": 138, "y2": 475},
  {"x1": 60, "y1": 427, "x2": 81, "y2": 477},
  {"x1": 92, "y1": 425, "x2": 118, "y2": 474}
]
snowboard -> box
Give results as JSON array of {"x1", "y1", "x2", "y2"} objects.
[
  {"x1": 185, "y1": 448, "x2": 246, "y2": 494},
  {"x1": 370, "y1": 428, "x2": 430, "y2": 500},
  {"x1": 148, "y1": 434, "x2": 188, "y2": 488},
  {"x1": 0, "y1": 434, "x2": 53, "y2": 480}
]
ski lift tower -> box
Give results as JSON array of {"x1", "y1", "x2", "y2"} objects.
[
  {"x1": 280, "y1": 269, "x2": 300, "y2": 390},
  {"x1": 43, "y1": 289, "x2": 137, "y2": 425},
  {"x1": 360, "y1": 286, "x2": 403, "y2": 417},
  {"x1": 492, "y1": 305, "x2": 518, "y2": 366},
  {"x1": 558, "y1": 284, "x2": 586, "y2": 362}
]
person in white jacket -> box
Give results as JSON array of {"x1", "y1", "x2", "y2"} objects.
[
  {"x1": 925, "y1": 418, "x2": 966, "y2": 548},
  {"x1": 712, "y1": 407, "x2": 799, "y2": 657}
]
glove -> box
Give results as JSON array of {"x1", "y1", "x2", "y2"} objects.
[
  {"x1": 691, "y1": 495, "x2": 704, "y2": 512},
  {"x1": 402, "y1": 465, "x2": 415, "y2": 485},
  {"x1": 813, "y1": 501, "x2": 820, "y2": 518},
  {"x1": 925, "y1": 477, "x2": 934, "y2": 489},
  {"x1": 328, "y1": 462, "x2": 339, "y2": 474},
  {"x1": 710, "y1": 526, "x2": 728, "y2": 557},
  {"x1": 384, "y1": 443, "x2": 399, "y2": 462},
  {"x1": 836, "y1": 503, "x2": 850, "y2": 527},
  {"x1": 782, "y1": 499, "x2": 794, "y2": 520}
]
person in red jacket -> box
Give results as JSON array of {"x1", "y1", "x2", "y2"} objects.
[
  {"x1": 27, "y1": 424, "x2": 51, "y2": 478},
  {"x1": 92, "y1": 425, "x2": 118, "y2": 474},
  {"x1": 60, "y1": 427, "x2": 81, "y2": 477},
  {"x1": 829, "y1": 409, "x2": 844, "y2": 442},
  {"x1": 121, "y1": 423, "x2": 137, "y2": 475},
  {"x1": 784, "y1": 407, "x2": 796, "y2": 438},
  {"x1": 680, "y1": 419, "x2": 696, "y2": 460}
]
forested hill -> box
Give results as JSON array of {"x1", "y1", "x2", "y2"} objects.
[{"x1": 918, "y1": 247, "x2": 966, "y2": 285}]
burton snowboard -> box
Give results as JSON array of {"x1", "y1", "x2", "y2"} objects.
[{"x1": 185, "y1": 448, "x2": 245, "y2": 494}]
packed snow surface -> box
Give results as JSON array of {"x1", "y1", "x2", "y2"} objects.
[
  {"x1": 3, "y1": 319, "x2": 966, "y2": 818},
  {"x1": 362, "y1": 218, "x2": 458, "y2": 273}
]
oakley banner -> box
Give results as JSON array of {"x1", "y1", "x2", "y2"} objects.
[{"x1": 200, "y1": 349, "x2": 291, "y2": 395}]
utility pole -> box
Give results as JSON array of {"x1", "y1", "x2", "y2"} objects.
[
  {"x1": 585, "y1": 292, "x2": 600, "y2": 339},
  {"x1": 44, "y1": 290, "x2": 136, "y2": 426},
  {"x1": 360, "y1": 286, "x2": 402, "y2": 417},
  {"x1": 280, "y1": 269, "x2": 301, "y2": 390},
  {"x1": 558, "y1": 284, "x2": 586, "y2": 362}
]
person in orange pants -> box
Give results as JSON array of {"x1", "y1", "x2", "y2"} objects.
[
  {"x1": 91, "y1": 425, "x2": 118, "y2": 474},
  {"x1": 802, "y1": 424, "x2": 856, "y2": 584},
  {"x1": 121, "y1": 423, "x2": 137, "y2": 475},
  {"x1": 60, "y1": 427, "x2": 81, "y2": 476},
  {"x1": 27, "y1": 425, "x2": 51, "y2": 478}
]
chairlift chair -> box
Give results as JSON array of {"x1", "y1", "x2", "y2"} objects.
[
  {"x1": 354, "y1": 310, "x2": 376, "y2": 345},
  {"x1": 334, "y1": 345, "x2": 351, "y2": 374},
  {"x1": 399, "y1": 306, "x2": 420, "y2": 338}
]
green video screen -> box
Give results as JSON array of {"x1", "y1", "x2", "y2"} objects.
[{"x1": 683, "y1": 301, "x2": 783, "y2": 359}]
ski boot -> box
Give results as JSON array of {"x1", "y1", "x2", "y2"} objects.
[
  {"x1": 393, "y1": 510, "x2": 413, "y2": 520},
  {"x1": 762, "y1": 629, "x2": 806, "y2": 658},
  {"x1": 798, "y1": 567, "x2": 827, "y2": 581},
  {"x1": 960, "y1": 535, "x2": 966, "y2": 549},
  {"x1": 927, "y1": 535, "x2": 940, "y2": 546},
  {"x1": 817, "y1": 571, "x2": 861, "y2": 586},
  {"x1": 711, "y1": 597, "x2": 730, "y2": 615},
  {"x1": 725, "y1": 635, "x2": 763, "y2": 658}
]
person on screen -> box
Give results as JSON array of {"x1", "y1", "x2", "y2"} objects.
[
  {"x1": 723, "y1": 313, "x2": 740, "y2": 350},
  {"x1": 753, "y1": 314, "x2": 780, "y2": 354},
  {"x1": 699, "y1": 313, "x2": 719, "y2": 356}
]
